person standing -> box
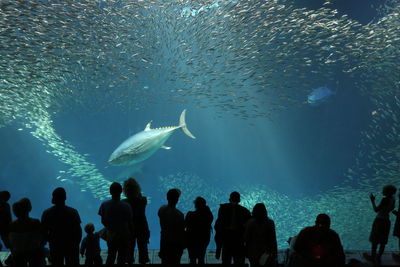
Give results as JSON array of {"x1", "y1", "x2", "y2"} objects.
[
  {"x1": 393, "y1": 189, "x2": 400, "y2": 259},
  {"x1": 8, "y1": 198, "x2": 45, "y2": 267},
  {"x1": 244, "y1": 203, "x2": 277, "y2": 267},
  {"x1": 98, "y1": 182, "x2": 133, "y2": 265},
  {"x1": 122, "y1": 178, "x2": 150, "y2": 265},
  {"x1": 158, "y1": 188, "x2": 185, "y2": 266},
  {"x1": 185, "y1": 196, "x2": 214, "y2": 265},
  {"x1": 80, "y1": 223, "x2": 102, "y2": 266},
  {"x1": 41, "y1": 187, "x2": 82, "y2": 267},
  {"x1": 214, "y1": 191, "x2": 251, "y2": 265},
  {"x1": 364, "y1": 184, "x2": 396, "y2": 264},
  {"x1": 0, "y1": 191, "x2": 12, "y2": 251}
]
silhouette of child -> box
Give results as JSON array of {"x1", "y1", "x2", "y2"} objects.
[
  {"x1": 364, "y1": 184, "x2": 397, "y2": 264},
  {"x1": 80, "y1": 223, "x2": 102, "y2": 266}
]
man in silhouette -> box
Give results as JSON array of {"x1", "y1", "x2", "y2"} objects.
[
  {"x1": 98, "y1": 182, "x2": 132, "y2": 265},
  {"x1": 0, "y1": 191, "x2": 11, "y2": 251},
  {"x1": 294, "y1": 213, "x2": 345, "y2": 267},
  {"x1": 158, "y1": 188, "x2": 185, "y2": 266},
  {"x1": 41, "y1": 187, "x2": 82, "y2": 267},
  {"x1": 214, "y1": 191, "x2": 251, "y2": 265}
]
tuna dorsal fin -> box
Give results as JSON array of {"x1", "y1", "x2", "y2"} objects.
[{"x1": 145, "y1": 120, "x2": 152, "y2": 131}]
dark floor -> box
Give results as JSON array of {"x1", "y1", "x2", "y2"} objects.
[{"x1": 1, "y1": 250, "x2": 400, "y2": 266}]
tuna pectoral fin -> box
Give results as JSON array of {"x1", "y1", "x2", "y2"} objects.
[
  {"x1": 179, "y1": 109, "x2": 196, "y2": 139},
  {"x1": 161, "y1": 145, "x2": 172, "y2": 150}
]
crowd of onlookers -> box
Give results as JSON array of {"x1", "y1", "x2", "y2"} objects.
[{"x1": 0, "y1": 180, "x2": 399, "y2": 267}]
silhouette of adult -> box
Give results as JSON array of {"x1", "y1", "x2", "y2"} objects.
[
  {"x1": 41, "y1": 187, "x2": 82, "y2": 267},
  {"x1": 214, "y1": 191, "x2": 251, "y2": 265},
  {"x1": 0, "y1": 191, "x2": 12, "y2": 250},
  {"x1": 244, "y1": 203, "x2": 277, "y2": 267},
  {"x1": 185, "y1": 196, "x2": 214, "y2": 265},
  {"x1": 393, "y1": 189, "x2": 400, "y2": 258},
  {"x1": 294, "y1": 213, "x2": 345, "y2": 267},
  {"x1": 364, "y1": 184, "x2": 396, "y2": 264},
  {"x1": 80, "y1": 223, "x2": 102, "y2": 266},
  {"x1": 122, "y1": 178, "x2": 150, "y2": 265},
  {"x1": 158, "y1": 188, "x2": 185, "y2": 266},
  {"x1": 8, "y1": 198, "x2": 45, "y2": 267},
  {"x1": 98, "y1": 182, "x2": 132, "y2": 265}
]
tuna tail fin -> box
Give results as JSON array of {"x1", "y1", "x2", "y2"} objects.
[{"x1": 179, "y1": 109, "x2": 196, "y2": 139}]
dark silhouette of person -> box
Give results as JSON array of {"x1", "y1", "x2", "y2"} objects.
[
  {"x1": 393, "y1": 189, "x2": 400, "y2": 259},
  {"x1": 185, "y1": 196, "x2": 214, "y2": 265},
  {"x1": 41, "y1": 187, "x2": 82, "y2": 267},
  {"x1": 285, "y1": 235, "x2": 298, "y2": 267},
  {"x1": 158, "y1": 188, "x2": 185, "y2": 266},
  {"x1": 80, "y1": 223, "x2": 102, "y2": 266},
  {"x1": 122, "y1": 177, "x2": 150, "y2": 265},
  {"x1": 244, "y1": 203, "x2": 277, "y2": 267},
  {"x1": 294, "y1": 213, "x2": 345, "y2": 267},
  {"x1": 8, "y1": 198, "x2": 45, "y2": 267},
  {"x1": 214, "y1": 191, "x2": 251, "y2": 265},
  {"x1": 98, "y1": 182, "x2": 132, "y2": 265},
  {"x1": 363, "y1": 184, "x2": 397, "y2": 264},
  {"x1": 0, "y1": 191, "x2": 12, "y2": 250}
]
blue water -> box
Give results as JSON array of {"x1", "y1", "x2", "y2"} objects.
[{"x1": 0, "y1": 0, "x2": 399, "y2": 251}]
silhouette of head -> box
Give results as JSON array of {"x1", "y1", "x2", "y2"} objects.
[
  {"x1": 84, "y1": 223, "x2": 95, "y2": 234},
  {"x1": 13, "y1": 198, "x2": 32, "y2": 219},
  {"x1": 252, "y1": 203, "x2": 268, "y2": 220},
  {"x1": 229, "y1": 191, "x2": 240, "y2": 204},
  {"x1": 0, "y1": 191, "x2": 10, "y2": 202},
  {"x1": 110, "y1": 182, "x2": 122, "y2": 197},
  {"x1": 194, "y1": 196, "x2": 206, "y2": 210},
  {"x1": 123, "y1": 177, "x2": 141, "y2": 198},
  {"x1": 315, "y1": 213, "x2": 331, "y2": 229},
  {"x1": 52, "y1": 187, "x2": 66, "y2": 204},
  {"x1": 382, "y1": 184, "x2": 397, "y2": 197},
  {"x1": 167, "y1": 188, "x2": 181, "y2": 205}
]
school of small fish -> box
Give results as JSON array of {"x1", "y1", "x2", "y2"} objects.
[{"x1": 0, "y1": 0, "x2": 399, "y2": 249}]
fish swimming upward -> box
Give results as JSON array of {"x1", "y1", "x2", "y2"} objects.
[{"x1": 108, "y1": 110, "x2": 196, "y2": 166}]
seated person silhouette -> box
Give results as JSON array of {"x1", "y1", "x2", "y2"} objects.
[{"x1": 294, "y1": 213, "x2": 345, "y2": 267}]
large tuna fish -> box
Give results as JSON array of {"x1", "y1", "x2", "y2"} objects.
[
  {"x1": 307, "y1": 86, "x2": 336, "y2": 105},
  {"x1": 108, "y1": 110, "x2": 195, "y2": 166}
]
